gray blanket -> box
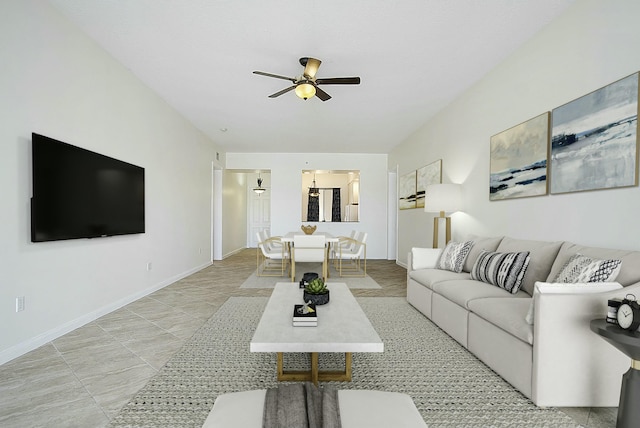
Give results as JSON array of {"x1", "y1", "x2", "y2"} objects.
[{"x1": 263, "y1": 383, "x2": 341, "y2": 428}]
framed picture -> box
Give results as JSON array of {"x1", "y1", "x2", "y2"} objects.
[
  {"x1": 416, "y1": 159, "x2": 442, "y2": 208},
  {"x1": 490, "y1": 112, "x2": 550, "y2": 201},
  {"x1": 399, "y1": 170, "x2": 417, "y2": 210},
  {"x1": 550, "y1": 72, "x2": 639, "y2": 194}
]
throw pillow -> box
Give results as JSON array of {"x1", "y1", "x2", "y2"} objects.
[
  {"x1": 470, "y1": 250, "x2": 530, "y2": 294},
  {"x1": 436, "y1": 241, "x2": 474, "y2": 273},
  {"x1": 525, "y1": 281, "x2": 623, "y2": 324},
  {"x1": 553, "y1": 253, "x2": 622, "y2": 283},
  {"x1": 411, "y1": 247, "x2": 444, "y2": 270}
]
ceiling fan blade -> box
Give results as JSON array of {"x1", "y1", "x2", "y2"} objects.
[
  {"x1": 303, "y1": 57, "x2": 321, "y2": 79},
  {"x1": 316, "y1": 77, "x2": 361, "y2": 85},
  {"x1": 253, "y1": 71, "x2": 297, "y2": 83},
  {"x1": 315, "y1": 86, "x2": 332, "y2": 101},
  {"x1": 268, "y1": 85, "x2": 296, "y2": 98}
]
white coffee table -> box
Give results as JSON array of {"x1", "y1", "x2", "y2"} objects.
[{"x1": 250, "y1": 282, "x2": 383, "y2": 385}]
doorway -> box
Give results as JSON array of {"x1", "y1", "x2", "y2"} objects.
[{"x1": 247, "y1": 171, "x2": 271, "y2": 247}]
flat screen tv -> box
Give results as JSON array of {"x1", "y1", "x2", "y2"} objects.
[{"x1": 31, "y1": 133, "x2": 145, "y2": 242}]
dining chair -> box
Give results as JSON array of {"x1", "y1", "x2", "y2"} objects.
[
  {"x1": 335, "y1": 232, "x2": 367, "y2": 277},
  {"x1": 331, "y1": 230, "x2": 357, "y2": 265},
  {"x1": 291, "y1": 234, "x2": 327, "y2": 282},
  {"x1": 261, "y1": 229, "x2": 284, "y2": 253},
  {"x1": 256, "y1": 232, "x2": 289, "y2": 277}
]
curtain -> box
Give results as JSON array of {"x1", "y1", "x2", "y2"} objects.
[
  {"x1": 332, "y1": 188, "x2": 341, "y2": 222},
  {"x1": 307, "y1": 194, "x2": 319, "y2": 221}
]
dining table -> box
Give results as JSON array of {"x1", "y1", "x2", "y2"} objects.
[{"x1": 280, "y1": 231, "x2": 340, "y2": 244}]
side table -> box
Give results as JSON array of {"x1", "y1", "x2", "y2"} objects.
[{"x1": 590, "y1": 319, "x2": 640, "y2": 428}]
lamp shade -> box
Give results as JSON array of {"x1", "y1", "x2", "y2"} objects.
[
  {"x1": 295, "y1": 81, "x2": 316, "y2": 99},
  {"x1": 424, "y1": 183, "x2": 463, "y2": 213}
]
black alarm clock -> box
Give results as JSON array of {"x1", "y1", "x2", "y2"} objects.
[{"x1": 616, "y1": 295, "x2": 640, "y2": 331}]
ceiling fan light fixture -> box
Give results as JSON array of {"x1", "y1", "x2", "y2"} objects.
[{"x1": 295, "y1": 81, "x2": 316, "y2": 100}]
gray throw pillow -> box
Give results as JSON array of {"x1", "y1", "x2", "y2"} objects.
[
  {"x1": 553, "y1": 253, "x2": 622, "y2": 283},
  {"x1": 471, "y1": 250, "x2": 530, "y2": 294},
  {"x1": 436, "y1": 241, "x2": 474, "y2": 273}
]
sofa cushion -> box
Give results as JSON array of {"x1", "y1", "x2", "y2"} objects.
[
  {"x1": 436, "y1": 240, "x2": 474, "y2": 273},
  {"x1": 409, "y1": 269, "x2": 470, "y2": 290},
  {"x1": 553, "y1": 253, "x2": 622, "y2": 283},
  {"x1": 547, "y1": 242, "x2": 640, "y2": 287},
  {"x1": 432, "y1": 279, "x2": 529, "y2": 309},
  {"x1": 470, "y1": 250, "x2": 530, "y2": 294},
  {"x1": 467, "y1": 297, "x2": 534, "y2": 345},
  {"x1": 462, "y1": 235, "x2": 504, "y2": 273},
  {"x1": 496, "y1": 237, "x2": 563, "y2": 296}
]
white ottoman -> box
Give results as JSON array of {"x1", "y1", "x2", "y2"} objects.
[{"x1": 202, "y1": 389, "x2": 427, "y2": 428}]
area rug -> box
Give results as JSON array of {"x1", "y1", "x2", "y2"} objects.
[
  {"x1": 110, "y1": 297, "x2": 578, "y2": 427},
  {"x1": 240, "y1": 261, "x2": 379, "y2": 289}
]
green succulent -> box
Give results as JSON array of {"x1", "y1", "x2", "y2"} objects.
[{"x1": 305, "y1": 278, "x2": 328, "y2": 295}]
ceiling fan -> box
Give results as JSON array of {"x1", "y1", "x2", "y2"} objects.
[{"x1": 253, "y1": 57, "x2": 361, "y2": 101}]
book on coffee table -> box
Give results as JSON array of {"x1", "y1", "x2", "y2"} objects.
[
  {"x1": 293, "y1": 320, "x2": 318, "y2": 327},
  {"x1": 293, "y1": 304, "x2": 317, "y2": 326},
  {"x1": 293, "y1": 304, "x2": 317, "y2": 320}
]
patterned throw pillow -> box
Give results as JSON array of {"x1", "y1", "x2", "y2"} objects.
[
  {"x1": 470, "y1": 250, "x2": 531, "y2": 294},
  {"x1": 436, "y1": 241, "x2": 474, "y2": 273},
  {"x1": 553, "y1": 253, "x2": 622, "y2": 283}
]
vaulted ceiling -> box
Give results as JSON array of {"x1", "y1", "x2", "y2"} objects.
[{"x1": 49, "y1": 0, "x2": 575, "y2": 154}]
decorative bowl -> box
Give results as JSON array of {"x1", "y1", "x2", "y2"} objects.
[
  {"x1": 301, "y1": 225, "x2": 317, "y2": 235},
  {"x1": 303, "y1": 290, "x2": 330, "y2": 305}
]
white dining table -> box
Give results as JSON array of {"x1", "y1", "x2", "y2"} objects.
[{"x1": 279, "y1": 231, "x2": 340, "y2": 243}]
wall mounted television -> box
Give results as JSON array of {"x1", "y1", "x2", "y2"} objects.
[{"x1": 31, "y1": 133, "x2": 145, "y2": 242}]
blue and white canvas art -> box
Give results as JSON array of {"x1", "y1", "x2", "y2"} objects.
[
  {"x1": 416, "y1": 159, "x2": 442, "y2": 208},
  {"x1": 490, "y1": 113, "x2": 549, "y2": 201},
  {"x1": 551, "y1": 73, "x2": 639, "y2": 194},
  {"x1": 399, "y1": 170, "x2": 416, "y2": 210}
]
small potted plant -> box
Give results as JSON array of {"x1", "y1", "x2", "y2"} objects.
[{"x1": 303, "y1": 277, "x2": 330, "y2": 305}]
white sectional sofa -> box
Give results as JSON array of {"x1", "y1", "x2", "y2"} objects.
[{"x1": 407, "y1": 235, "x2": 640, "y2": 407}]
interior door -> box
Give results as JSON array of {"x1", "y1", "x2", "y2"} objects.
[{"x1": 248, "y1": 188, "x2": 271, "y2": 247}]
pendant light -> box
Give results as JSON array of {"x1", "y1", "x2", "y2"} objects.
[
  {"x1": 308, "y1": 174, "x2": 320, "y2": 197},
  {"x1": 253, "y1": 173, "x2": 266, "y2": 195}
]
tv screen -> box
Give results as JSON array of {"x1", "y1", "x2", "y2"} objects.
[{"x1": 31, "y1": 133, "x2": 145, "y2": 242}]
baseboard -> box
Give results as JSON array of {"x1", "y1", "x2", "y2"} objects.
[
  {"x1": 223, "y1": 247, "x2": 246, "y2": 259},
  {"x1": 0, "y1": 261, "x2": 212, "y2": 366}
]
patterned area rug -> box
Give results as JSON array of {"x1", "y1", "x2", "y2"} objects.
[
  {"x1": 241, "y1": 262, "x2": 379, "y2": 289},
  {"x1": 110, "y1": 297, "x2": 578, "y2": 427}
]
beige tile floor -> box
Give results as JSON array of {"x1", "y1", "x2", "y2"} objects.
[{"x1": 0, "y1": 249, "x2": 617, "y2": 427}]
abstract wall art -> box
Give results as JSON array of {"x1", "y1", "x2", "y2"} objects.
[
  {"x1": 399, "y1": 170, "x2": 417, "y2": 210},
  {"x1": 416, "y1": 159, "x2": 442, "y2": 208},
  {"x1": 550, "y1": 72, "x2": 639, "y2": 194},
  {"x1": 490, "y1": 112, "x2": 550, "y2": 201}
]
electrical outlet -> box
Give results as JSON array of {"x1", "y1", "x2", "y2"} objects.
[
  {"x1": 146, "y1": 262, "x2": 152, "y2": 271},
  {"x1": 16, "y1": 296, "x2": 25, "y2": 312}
]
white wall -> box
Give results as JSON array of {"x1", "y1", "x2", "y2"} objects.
[
  {"x1": 226, "y1": 153, "x2": 389, "y2": 259},
  {"x1": 222, "y1": 170, "x2": 248, "y2": 257},
  {"x1": 390, "y1": 0, "x2": 640, "y2": 265},
  {"x1": 0, "y1": 0, "x2": 222, "y2": 363}
]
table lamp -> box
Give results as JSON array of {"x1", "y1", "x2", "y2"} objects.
[{"x1": 424, "y1": 183, "x2": 463, "y2": 248}]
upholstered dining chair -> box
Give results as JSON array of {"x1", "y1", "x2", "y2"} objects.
[
  {"x1": 331, "y1": 230, "x2": 357, "y2": 263},
  {"x1": 335, "y1": 232, "x2": 367, "y2": 277},
  {"x1": 256, "y1": 232, "x2": 289, "y2": 277},
  {"x1": 291, "y1": 234, "x2": 327, "y2": 282}
]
